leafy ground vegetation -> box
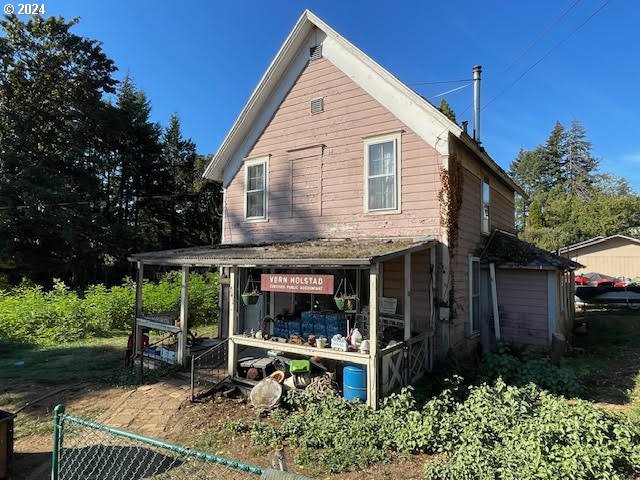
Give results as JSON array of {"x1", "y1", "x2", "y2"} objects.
[
  {"x1": 224, "y1": 310, "x2": 640, "y2": 479},
  {"x1": 0, "y1": 272, "x2": 218, "y2": 345},
  {"x1": 3, "y1": 281, "x2": 640, "y2": 479}
]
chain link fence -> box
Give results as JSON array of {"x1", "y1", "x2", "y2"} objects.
[{"x1": 51, "y1": 404, "x2": 311, "y2": 480}]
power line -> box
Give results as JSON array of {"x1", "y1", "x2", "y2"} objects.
[
  {"x1": 498, "y1": 0, "x2": 583, "y2": 77},
  {"x1": 430, "y1": 83, "x2": 472, "y2": 99},
  {"x1": 482, "y1": 0, "x2": 611, "y2": 111},
  {"x1": 407, "y1": 78, "x2": 472, "y2": 86},
  {"x1": 0, "y1": 191, "x2": 217, "y2": 211}
]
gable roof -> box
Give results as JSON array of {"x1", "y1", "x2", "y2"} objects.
[
  {"x1": 203, "y1": 9, "x2": 524, "y2": 196},
  {"x1": 480, "y1": 230, "x2": 581, "y2": 270},
  {"x1": 559, "y1": 234, "x2": 640, "y2": 254}
]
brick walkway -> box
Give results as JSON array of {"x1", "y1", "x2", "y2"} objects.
[{"x1": 97, "y1": 378, "x2": 190, "y2": 437}]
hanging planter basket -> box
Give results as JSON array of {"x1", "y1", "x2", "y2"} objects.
[
  {"x1": 242, "y1": 293, "x2": 261, "y2": 306},
  {"x1": 242, "y1": 274, "x2": 262, "y2": 306},
  {"x1": 334, "y1": 278, "x2": 358, "y2": 311}
]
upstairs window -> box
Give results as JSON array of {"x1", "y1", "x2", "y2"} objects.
[
  {"x1": 364, "y1": 132, "x2": 401, "y2": 213},
  {"x1": 481, "y1": 179, "x2": 490, "y2": 234},
  {"x1": 245, "y1": 157, "x2": 268, "y2": 220}
]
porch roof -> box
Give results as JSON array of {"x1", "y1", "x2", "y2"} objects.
[
  {"x1": 479, "y1": 230, "x2": 582, "y2": 271},
  {"x1": 128, "y1": 238, "x2": 436, "y2": 267}
]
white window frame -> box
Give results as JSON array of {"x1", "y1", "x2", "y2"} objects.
[
  {"x1": 244, "y1": 156, "x2": 269, "y2": 222},
  {"x1": 363, "y1": 132, "x2": 402, "y2": 214},
  {"x1": 468, "y1": 255, "x2": 481, "y2": 335},
  {"x1": 481, "y1": 178, "x2": 491, "y2": 235}
]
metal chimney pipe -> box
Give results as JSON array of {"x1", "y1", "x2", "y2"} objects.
[{"x1": 473, "y1": 65, "x2": 482, "y2": 144}]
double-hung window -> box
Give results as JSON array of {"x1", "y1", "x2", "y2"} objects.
[
  {"x1": 364, "y1": 132, "x2": 401, "y2": 213},
  {"x1": 481, "y1": 179, "x2": 490, "y2": 234},
  {"x1": 245, "y1": 157, "x2": 268, "y2": 220}
]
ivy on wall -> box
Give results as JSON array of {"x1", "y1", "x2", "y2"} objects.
[{"x1": 438, "y1": 152, "x2": 464, "y2": 251}]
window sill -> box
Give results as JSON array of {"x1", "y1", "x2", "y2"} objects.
[
  {"x1": 364, "y1": 208, "x2": 402, "y2": 216},
  {"x1": 244, "y1": 217, "x2": 268, "y2": 223}
]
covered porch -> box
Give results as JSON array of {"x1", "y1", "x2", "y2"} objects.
[{"x1": 129, "y1": 238, "x2": 437, "y2": 408}]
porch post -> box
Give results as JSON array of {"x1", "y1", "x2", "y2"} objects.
[
  {"x1": 227, "y1": 266, "x2": 238, "y2": 376},
  {"x1": 489, "y1": 263, "x2": 500, "y2": 341},
  {"x1": 177, "y1": 265, "x2": 189, "y2": 366},
  {"x1": 403, "y1": 254, "x2": 411, "y2": 341},
  {"x1": 134, "y1": 261, "x2": 144, "y2": 357},
  {"x1": 368, "y1": 263, "x2": 379, "y2": 409}
]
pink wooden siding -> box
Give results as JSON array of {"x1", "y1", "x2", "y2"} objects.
[
  {"x1": 382, "y1": 257, "x2": 404, "y2": 315},
  {"x1": 491, "y1": 187, "x2": 516, "y2": 233},
  {"x1": 222, "y1": 57, "x2": 443, "y2": 244},
  {"x1": 381, "y1": 252, "x2": 431, "y2": 333},
  {"x1": 496, "y1": 269, "x2": 549, "y2": 345},
  {"x1": 410, "y1": 250, "x2": 430, "y2": 332},
  {"x1": 448, "y1": 140, "x2": 516, "y2": 350}
]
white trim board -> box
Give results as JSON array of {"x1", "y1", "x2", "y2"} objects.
[{"x1": 204, "y1": 9, "x2": 523, "y2": 196}]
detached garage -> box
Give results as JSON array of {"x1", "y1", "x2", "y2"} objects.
[{"x1": 559, "y1": 235, "x2": 640, "y2": 279}]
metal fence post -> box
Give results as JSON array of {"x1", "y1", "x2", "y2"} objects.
[{"x1": 51, "y1": 404, "x2": 65, "y2": 480}]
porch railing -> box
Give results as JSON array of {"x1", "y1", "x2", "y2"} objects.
[{"x1": 190, "y1": 339, "x2": 229, "y2": 401}]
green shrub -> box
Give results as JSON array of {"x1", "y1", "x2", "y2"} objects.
[
  {"x1": 0, "y1": 272, "x2": 219, "y2": 345},
  {"x1": 423, "y1": 380, "x2": 640, "y2": 480},
  {"x1": 478, "y1": 346, "x2": 585, "y2": 397},
  {"x1": 241, "y1": 381, "x2": 640, "y2": 477}
]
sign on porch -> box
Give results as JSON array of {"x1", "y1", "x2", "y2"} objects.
[{"x1": 260, "y1": 274, "x2": 334, "y2": 294}]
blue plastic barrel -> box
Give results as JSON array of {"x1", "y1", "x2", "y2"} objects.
[{"x1": 343, "y1": 364, "x2": 367, "y2": 402}]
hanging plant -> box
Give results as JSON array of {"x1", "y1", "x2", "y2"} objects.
[
  {"x1": 241, "y1": 274, "x2": 261, "y2": 306},
  {"x1": 334, "y1": 277, "x2": 358, "y2": 311}
]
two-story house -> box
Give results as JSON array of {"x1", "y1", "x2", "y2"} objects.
[{"x1": 130, "y1": 10, "x2": 577, "y2": 408}]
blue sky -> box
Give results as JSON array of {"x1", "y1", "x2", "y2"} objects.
[{"x1": 34, "y1": 0, "x2": 640, "y2": 189}]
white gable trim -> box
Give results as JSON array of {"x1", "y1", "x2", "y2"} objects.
[
  {"x1": 205, "y1": 9, "x2": 523, "y2": 196},
  {"x1": 219, "y1": 32, "x2": 322, "y2": 187},
  {"x1": 321, "y1": 34, "x2": 454, "y2": 157}
]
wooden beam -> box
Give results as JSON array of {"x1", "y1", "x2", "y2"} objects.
[
  {"x1": 227, "y1": 266, "x2": 238, "y2": 376},
  {"x1": 547, "y1": 271, "x2": 558, "y2": 343},
  {"x1": 404, "y1": 254, "x2": 411, "y2": 342},
  {"x1": 177, "y1": 266, "x2": 189, "y2": 367},
  {"x1": 440, "y1": 244, "x2": 450, "y2": 350},
  {"x1": 430, "y1": 246, "x2": 436, "y2": 329},
  {"x1": 134, "y1": 261, "x2": 144, "y2": 357},
  {"x1": 368, "y1": 263, "x2": 379, "y2": 409},
  {"x1": 232, "y1": 336, "x2": 370, "y2": 364},
  {"x1": 489, "y1": 263, "x2": 500, "y2": 341}
]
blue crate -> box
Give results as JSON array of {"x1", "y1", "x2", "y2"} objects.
[
  {"x1": 287, "y1": 321, "x2": 302, "y2": 337},
  {"x1": 314, "y1": 319, "x2": 327, "y2": 337}
]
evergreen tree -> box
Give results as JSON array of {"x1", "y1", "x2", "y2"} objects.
[
  {"x1": 563, "y1": 120, "x2": 598, "y2": 199},
  {"x1": 439, "y1": 99, "x2": 457, "y2": 123},
  {"x1": 0, "y1": 15, "x2": 117, "y2": 285},
  {"x1": 540, "y1": 121, "x2": 565, "y2": 189}
]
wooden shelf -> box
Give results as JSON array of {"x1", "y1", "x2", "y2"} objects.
[
  {"x1": 137, "y1": 317, "x2": 182, "y2": 333},
  {"x1": 231, "y1": 335, "x2": 371, "y2": 365}
]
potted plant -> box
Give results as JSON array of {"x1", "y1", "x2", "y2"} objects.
[
  {"x1": 334, "y1": 278, "x2": 358, "y2": 311},
  {"x1": 241, "y1": 289, "x2": 261, "y2": 306},
  {"x1": 241, "y1": 274, "x2": 261, "y2": 306}
]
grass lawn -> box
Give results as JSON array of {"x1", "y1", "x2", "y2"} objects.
[
  {"x1": 567, "y1": 308, "x2": 640, "y2": 420},
  {"x1": 0, "y1": 331, "x2": 131, "y2": 386}
]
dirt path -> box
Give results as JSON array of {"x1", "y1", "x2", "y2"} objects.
[{"x1": 11, "y1": 380, "x2": 191, "y2": 479}]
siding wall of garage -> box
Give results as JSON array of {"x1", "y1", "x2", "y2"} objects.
[
  {"x1": 566, "y1": 237, "x2": 640, "y2": 278},
  {"x1": 495, "y1": 269, "x2": 549, "y2": 346}
]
